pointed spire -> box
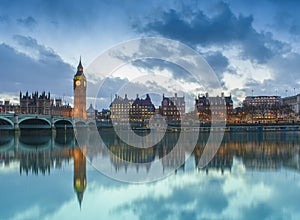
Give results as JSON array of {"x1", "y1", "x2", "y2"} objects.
[
  {"x1": 77, "y1": 56, "x2": 83, "y2": 72},
  {"x1": 76, "y1": 191, "x2": 84, "y2": 209},
  {"x1": 78, "y1": 195, "x2": 82, "y2": 210}
]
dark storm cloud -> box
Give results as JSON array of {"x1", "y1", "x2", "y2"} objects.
[
  {"x1": 132, "y1": 58, "x2": 194, "y2": 82},
  {"x1": 14, "y1": 35, "x2": 59, "y2": 60},
  {"x1": 203, "y1": 51, "x2": 229, "y2": 78},
  {"x1": 17, "y1": 16, "x2": 37, "y2": 29},
  {"x1": 131, "y1": 51, "x2": 229, "y2": 82},
  {"x1": 0, "y1": 42, "x2": 74, "y2": 96},
  {"x1": 134, "y1": 1, "x2": 289, "y2": 64}
]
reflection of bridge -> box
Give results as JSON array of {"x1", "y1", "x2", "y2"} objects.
[
  {"x1": 0, "y1": 113, "x2": 95, "y2": 130},
  {"x1": 0, "y1": 131, "x2": 86, "y2": 207},
  {"x1": 0, "y1": 131, "x2": 75, "y2": 154}
]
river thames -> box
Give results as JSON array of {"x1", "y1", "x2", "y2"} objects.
[{"x1": 0, "y1": 129, "x2": 300, "y2": 220}]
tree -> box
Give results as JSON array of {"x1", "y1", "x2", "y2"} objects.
[
  {"x1": 281, "y1": 104, "x2": 294, "y2": 121},
  {"x1": 242, "y1": 104, "x2": 257, "y2": 123},
  {"x1": 257, "y1": 104, "x2": 269, "y2": 120},
  {"x1": 270, "y1": 103, "x2": 281, "y2": 121}
]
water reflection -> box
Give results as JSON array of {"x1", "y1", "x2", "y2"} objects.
[
  {"x1": 1, "y1": 130, "x2": 300, "y2": 175},
  {"x1": 0, "y1": 129, "x2": 300, "y2": 219},
  {"x1": 0, "y1": 129, "x2": 86, "y2": 209}
]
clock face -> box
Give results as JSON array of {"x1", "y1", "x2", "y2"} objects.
[{"x1": 75, "y1": 80, "x2": 81, "y2": 86}]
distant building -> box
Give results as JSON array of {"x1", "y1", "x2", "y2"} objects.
[
  {"x1": 159, "y1": 93, "x2": 185, "y2": 125},
  {"x1": 110, "y1": 94, "x2": 134, "y2": 124},
  {"x1": 129, "y1": 94, "x2": 155, "y2": 128},
  {"x1": 86, "y1": 104, "x2": 96, "y2": 120},
  {"x1": 195, "y1": 93, "x2": 210, "y2": 122},
  {"x1": 0, "y1": 100, "x2": 20, "y2": 113},
  {"x1": 19, "y1": 92, "x2": 72, "y2": 117},
  {"x1": 242, "y1": 96, "x2": 282, "y2": 122},
  {"x1": 97, "y1": 109, "x2": 111, "y2": 121},
  {"x1": 51, "y1": 99, "x2": 73, "y2": 118},
  {"x1": 195, "y1": 93, "x2": 233, "y2": 122},
  {"x1": 243, "y1": 96, "x2": 282, "y2": 106},
  {"x1": 20, "y1": 91, "x2": 51, "y2": 115},
  {"x1": 283, "y1": 94, "x2": 300, "y2": 115}
]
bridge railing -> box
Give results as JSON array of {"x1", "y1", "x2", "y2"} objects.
[{"x1": 0, "y1": 113, "x2": 96, "y2": 130}]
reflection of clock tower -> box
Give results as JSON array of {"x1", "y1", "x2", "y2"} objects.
[
  {"x1": 73, "y1": 147, "x2": 87, "y2": 208},
  {"x1": 73, "y1": 57, "x2": 87, "y2": 119}
]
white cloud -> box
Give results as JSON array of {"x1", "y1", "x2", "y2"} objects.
[{"x1": 9, "y1": 205, "x2": 41, "y2": 220}]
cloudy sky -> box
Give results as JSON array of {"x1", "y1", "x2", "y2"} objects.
[{"x1": 1, "y1": 0, "x2": 300, "y2": 108}]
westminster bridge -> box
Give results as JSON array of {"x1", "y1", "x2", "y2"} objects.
[{"x1": 0, "y1": 113, "x2": 96, "y2": 131}]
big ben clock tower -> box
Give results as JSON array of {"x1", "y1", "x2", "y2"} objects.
[{"x1": 73, "y1": 57, "x2": 87, "y2": 119}]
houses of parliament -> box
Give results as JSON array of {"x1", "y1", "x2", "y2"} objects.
[{"x1": 2, "y1": 58, "x2": 88, "y2": 120}]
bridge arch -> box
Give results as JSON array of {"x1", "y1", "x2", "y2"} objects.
[
  {"x1": 88, "y1": 121, "x2": 96, "y2": 126},
  {"x1": 75, "y1": 121, "x2": 86, "y2": 126},
  {"x1": 0, "y1": 117, "x2": 14, "y2": 129},
  {"x1": 54, "y1": 119, "x2": 74, "y2": 129},
  {"x1": 19, "y1": 117, "x2": 51, "y2": 129},
  {"x1": 18, "y1": 141, "x2": 51, "y2": 152}
]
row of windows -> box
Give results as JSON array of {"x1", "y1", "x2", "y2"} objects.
[
  {"x1": 163, "y1": 112, "x2": 180, "y2": 116},
  {"x1": 162, "y1": 107, "x2": 184, "y2": 111},
  {"x1": 111, "y1": 104, "x2": 131, "y2": 107},
  {"x1": 111, "y1": 106, "x2": 152, "y2": 110},
  {"x1": 162, "y1": 103, "x2": 185, "y2": 106},
  {"x1": 246, "y1": 101, "x2": 279, "y2": 104}
]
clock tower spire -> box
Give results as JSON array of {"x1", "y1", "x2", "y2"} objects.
[{"x1": 73, "y1": 57, "x2": 87, "y2": 119}]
